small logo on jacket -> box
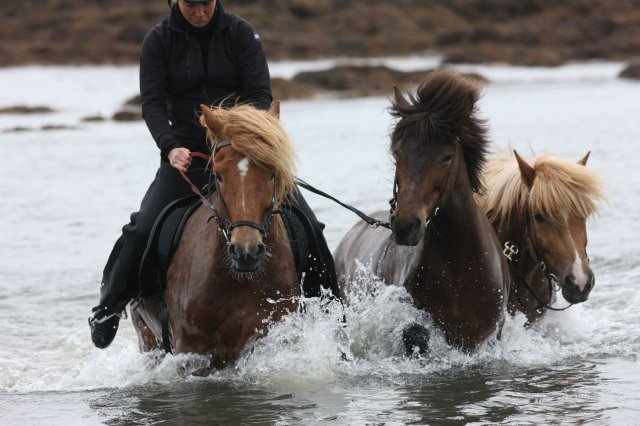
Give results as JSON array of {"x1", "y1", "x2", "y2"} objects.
[{"x1": 253, "y1": 32, "x2": 261, "y2": 42}]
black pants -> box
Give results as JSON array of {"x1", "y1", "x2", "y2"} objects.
[
  {"x1": 99, "y1": 158, "x2": 337, "y2": 312},
  {"x1": 99, "y1": 158, "x2": 210, "y2": 312}
]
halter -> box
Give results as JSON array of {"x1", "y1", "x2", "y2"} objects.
[
  {"x1": 207, "y1": 140, "x2": 277, "y2": 243},
  {"x1": 503, "y1": 209, "x2": 573, "y2": 312}
]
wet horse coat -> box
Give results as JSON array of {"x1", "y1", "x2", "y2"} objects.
[{"x1": 335, "y1": 70, "x2": 510, "y2": 352}]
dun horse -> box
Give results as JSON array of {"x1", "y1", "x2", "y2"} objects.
[
  {"x1": 334, "y1": 70, "x2": 510, "y2": 353},
  {"x1": 132, "y1": 103, "x2": 300, "y2": 371},
  {"x1": 477, "y1": 150, "x2": 605, "y2": 323}
]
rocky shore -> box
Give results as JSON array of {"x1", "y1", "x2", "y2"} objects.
[
  {"x1": 2, "y1": 1, "x2": 640, "y2": 132},
  {"x1": 2, "y1": 0, "x2": 640, "y2": 67}
]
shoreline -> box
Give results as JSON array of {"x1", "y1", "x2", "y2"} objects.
[{"x1": 0, "y1": 57, "x2": 631, "y2": 83}]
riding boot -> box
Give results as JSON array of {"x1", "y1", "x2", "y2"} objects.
[{"x1": 89, "y1": 212, "x2": 152, "y2": 348}]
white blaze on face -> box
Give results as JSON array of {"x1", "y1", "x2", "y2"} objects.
[
  {"x1": 238, "y1": 157, "x2": 250, "y2": 178},
  {"x1": 237, "y1": 157, "x2": 250, "y2": 211},
  {"x1": 572, "y1": 249, "x2": 589, "y2": 290}
]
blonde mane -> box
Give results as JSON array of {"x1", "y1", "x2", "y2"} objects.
[
  {"x1": 201, "y1": 104, "x2": 297, "y2": 208},
  {"x1": 479, "y1": 152, "x2": 605, "y2": 226}
]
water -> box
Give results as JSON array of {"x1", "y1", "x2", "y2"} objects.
[{"x1": 1, "y1": 61, "x2": 639, "y2": 425}]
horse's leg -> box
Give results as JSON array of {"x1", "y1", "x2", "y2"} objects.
[
  {"x1": 402, "y1": 323, "x2": 430, "y2": 357},
  {"x1": 130, "y1": 305, "x2": 159, "y2": 352}
]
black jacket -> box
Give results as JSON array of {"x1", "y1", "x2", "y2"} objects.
[{"x1": 140, "y1": 1, "x2": 272, "y2": 158}]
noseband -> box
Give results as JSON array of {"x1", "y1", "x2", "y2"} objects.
[{"x1": 206, "y1": 140, "x2": 277, "y2": 243}]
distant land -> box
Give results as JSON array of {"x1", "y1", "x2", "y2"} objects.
[{"x1": 2, "y1": 0, "x2": 640, "y2": 67}]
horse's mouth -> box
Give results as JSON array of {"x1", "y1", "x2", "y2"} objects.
[
  {"x1": 562, "y1": 287, "x2": 590, "y2": 304},
  {"x1": 232, "y1": 262, "x2": 261, "y2": 273}
]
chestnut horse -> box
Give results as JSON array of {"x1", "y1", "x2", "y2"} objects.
[
  {"x1": 132, "y1": 102, "x2": 300, "y2": 371},
  {"x1": 334, "y1": 70, "x2": 510, "y2": 353},
  {"x1": 477, "y1": 150, "x2": 605, "y2": 324}
]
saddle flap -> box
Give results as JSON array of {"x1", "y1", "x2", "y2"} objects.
[{"x1": 138, "y1": 194, "x2": 202, "y2": 297}]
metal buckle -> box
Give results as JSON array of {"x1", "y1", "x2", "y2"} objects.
[{"x1": 503, "y1": 241, "x2": 519, "y2": 262}]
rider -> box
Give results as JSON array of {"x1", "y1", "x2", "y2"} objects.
[{"x1": 89, "y1": 0, "x2": 337, "y2": 349}]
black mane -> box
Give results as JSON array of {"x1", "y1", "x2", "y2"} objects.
[{"x1": 390, "y1": 69, "x2": 489, "y2": 193}]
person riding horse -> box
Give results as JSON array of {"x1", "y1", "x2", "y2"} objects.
[{"x1": 89, "y1": 0, "x2": 337, "y2": 349}]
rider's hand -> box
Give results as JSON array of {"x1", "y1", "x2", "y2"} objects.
[{"x1": 168, "y1": 147, "x2": 192, "y2": 172}]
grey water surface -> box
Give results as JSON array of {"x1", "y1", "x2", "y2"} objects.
[{"x1": 0, "y1": 64, "x2": 638, "y2": 425}]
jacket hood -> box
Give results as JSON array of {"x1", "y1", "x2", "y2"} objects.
[{"x1": 168, "y1": 0, "x2": 229, "y2": 36}]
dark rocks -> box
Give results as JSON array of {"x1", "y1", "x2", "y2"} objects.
[
  {"x1": 271, "y1": 77, "x2": 315, "y2": 100},
  {"x1": 0, "y1": 105, "x2": 55, "y2": 114},
  {"x1": 3, "y1": 1, "x2": 640, "y2": 66},
  {"x1": 81, "y1": 115, "x2": 106, "y2": 122},
  {"x1": 112, "y1": 94, "x2": 142, "y2": 121},
  {"x1": 292, "y1": 65, "x2": 421, "y2": 96},
  {"x1": 619, "y1": 63, "x2": 640, "y2": 80},
  {"x1": 289, "y1": 65, "x2": 488, "y2": 98}
]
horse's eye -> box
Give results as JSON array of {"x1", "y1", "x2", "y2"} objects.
[
  {"x1": 443, "y1": 154, "x2": 453, "y2": 163},
  {"x1": 533, "y1": 213, "x2": 545, "y2": 223},
  {"x1": 214, "y1": 172, "x2": 223, "y2": 183},
  {"x1": 270, "y1": 173, "x2": 276, "y2": 181}
]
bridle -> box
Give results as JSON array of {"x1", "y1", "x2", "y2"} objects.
[
  {"x1": 389, "y1": 140, "x2": 459, "y2": 231},
  {"x1": 180, "y1": 139, "x2": 278, "y2": 244},
  {"x1": 503, "y1": 209, "x2": 573, "y2": 312}
]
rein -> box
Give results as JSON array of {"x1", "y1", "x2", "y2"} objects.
[{"x1": 294, "y1": 178, "x2": 391, "y2": 229}]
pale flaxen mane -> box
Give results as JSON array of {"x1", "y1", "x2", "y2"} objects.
[
  {"x1": 200, "y1": 104, "x2": 297, "y2": 207},
  {"x1": 479, "y1": 152, "x2": 605, "y2": 226}
]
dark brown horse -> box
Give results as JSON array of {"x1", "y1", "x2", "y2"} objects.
[
  {"x1": 477, "y1": 150, "x2": 605, "y2": 324},
  {"x1": 132, "y1": 102, "x2": 300, "y2": 371},
  {"x1": 334, "y1": 70, "x2": 510, "y2": 353}
]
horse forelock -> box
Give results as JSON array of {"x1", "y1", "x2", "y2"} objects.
[
  {"x1": 482, "y1": 153, "x2": 605, "y2": 227},
  {"x1": 529, "y1": 154, "x2": 605, "y2": 222},
  {"x1": 390, "y1": 69, "x2": 489, "y2": 192},
  {"x1": 205, "y1": 104, "x2": 297, "y2": 207}
]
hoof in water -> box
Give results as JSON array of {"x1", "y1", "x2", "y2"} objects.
[{"x1": 402, "y1": 323, "x2": 430, "y2": 357}]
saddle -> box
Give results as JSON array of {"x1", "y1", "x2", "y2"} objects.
[{"x1": 138, "y1": 194, "x2": 339, "y2": 300}]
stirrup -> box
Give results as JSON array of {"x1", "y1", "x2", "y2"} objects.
[{"x1": 90, "y1": 306, "x2": 127, "y2": 324}]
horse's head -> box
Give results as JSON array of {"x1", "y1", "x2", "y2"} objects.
[
  {"x1": 512, "y1": 150, "x2": 605, "y2": 304},
  {"x1": 200, "y1": 102, "x2": 296, "y2": 272},
  {"x1": 388, "y1": 70, "x2": 488, "y2": 246}
]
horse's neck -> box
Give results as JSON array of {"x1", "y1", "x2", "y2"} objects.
[
  {"x1": 427, "y1": 185, "x2": 482, "y2": 242},
  {"x1": 409, "y1": 187, "x2": 487, "y2": 273}
]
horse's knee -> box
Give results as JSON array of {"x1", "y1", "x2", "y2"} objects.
[{"x1": 402, "y1": 323, "x2": 430, "y2": 357}]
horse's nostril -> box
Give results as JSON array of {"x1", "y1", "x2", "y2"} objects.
[
  {"x1": 255, "y1": 243, "x2": 266, "y2": 258},
  {"x1": 586, "y1": 274, "x2": 595, "y2": 291},
  {"x1": 564, "y1": 273, "x2": 577, "y2": 287},
  {"x1": 392, "y1": 217, "x2": 422, "y2": 246},
  {"x1": 227, "y1": 243, "x2": 239, "y2": 259}
]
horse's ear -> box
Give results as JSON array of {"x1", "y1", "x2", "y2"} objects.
[
  {"x1": 393, "y1": 86, "x2": 411, "y2": 109},
  {"x1": 514, "y1": 150, "x2": 536, "y2": 188},
  {"x1": 578, "y1": 150, "x2": 591, "y2": 166},
  {"x1": 200, "y1": 104, "x2": 224, "y2": 137},
  {"x1": 268, "y1": 100, "x2": 280, "y2": 119}
]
